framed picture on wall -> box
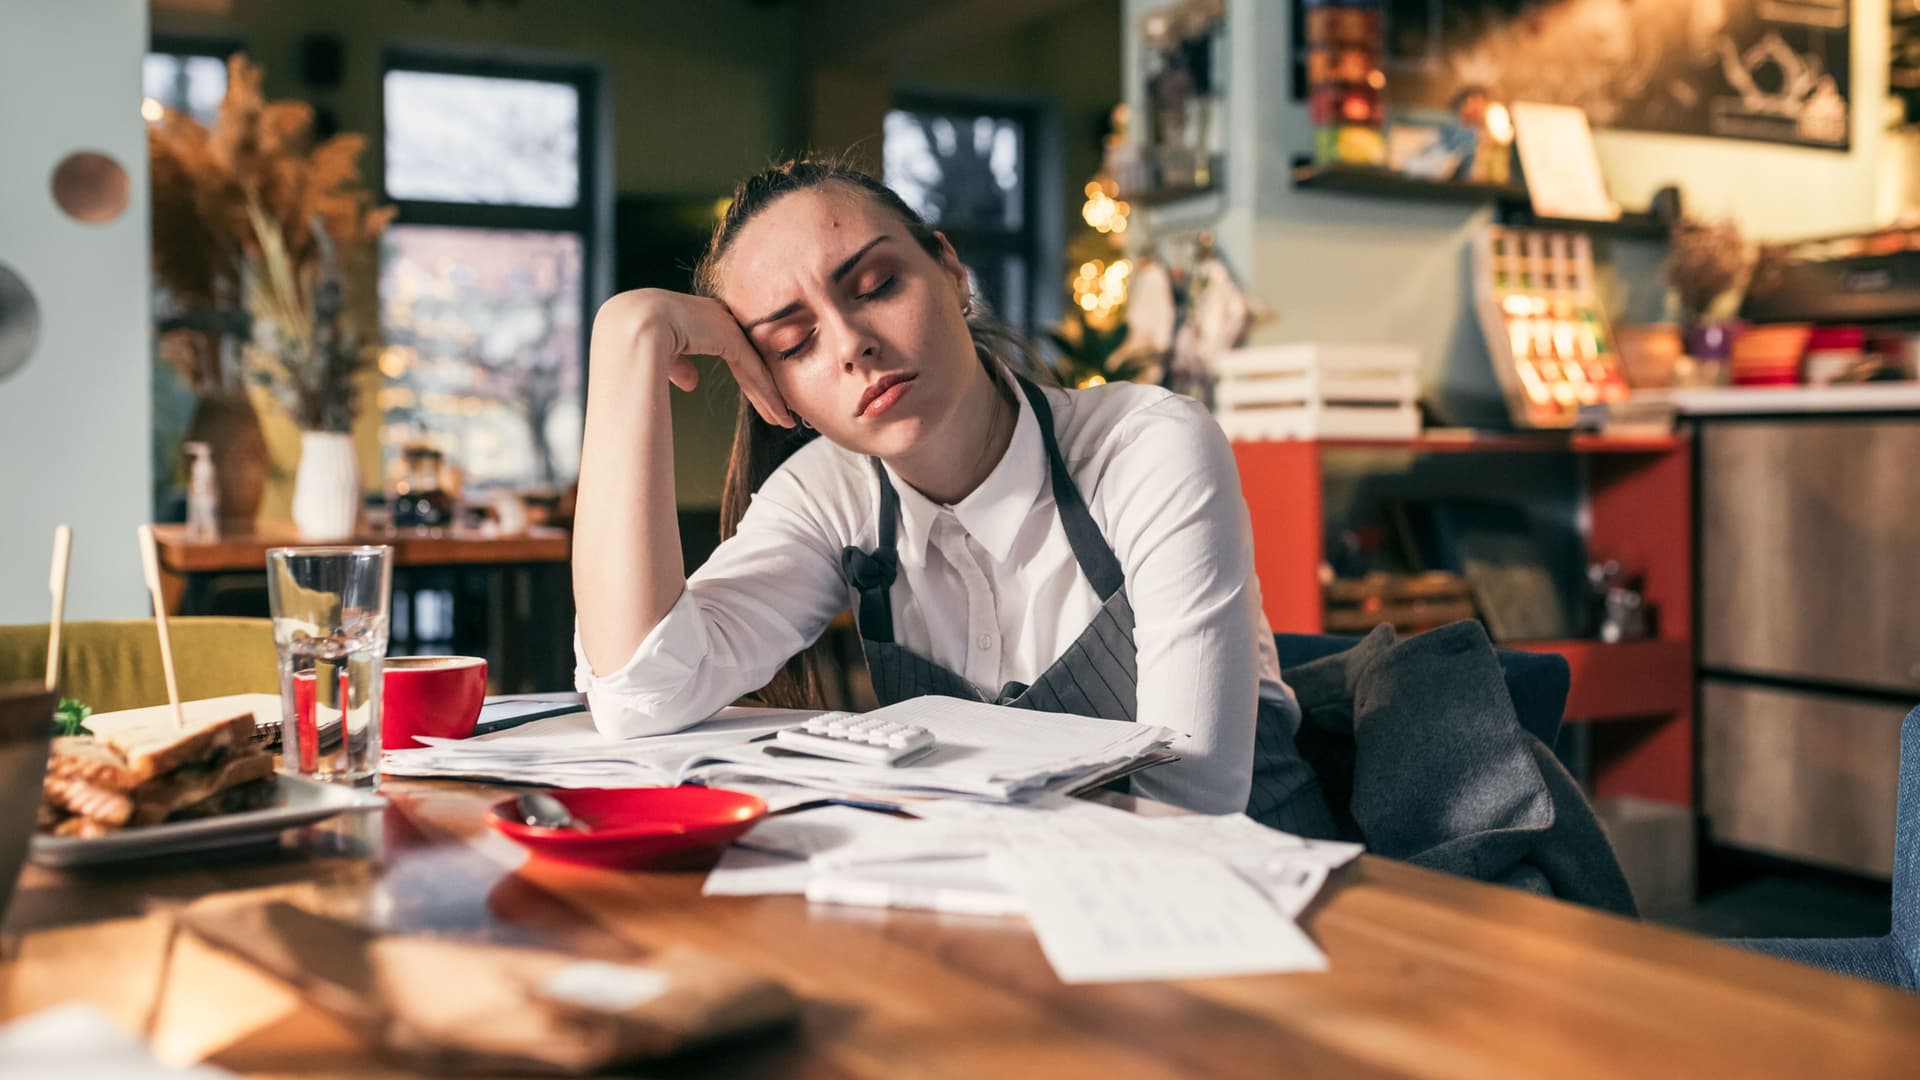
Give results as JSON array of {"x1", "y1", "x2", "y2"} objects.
[{"x1": 1290, "y1": 0, "x2": 1850, "y2": 151}]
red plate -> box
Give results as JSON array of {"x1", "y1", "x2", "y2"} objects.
[{"x1": 487, "y1": 786, "x2": 767, "y2": 870}]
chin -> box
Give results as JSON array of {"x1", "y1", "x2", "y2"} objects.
[{"x1": 839, "y1": 414, "x2": 931, "y2": 459}]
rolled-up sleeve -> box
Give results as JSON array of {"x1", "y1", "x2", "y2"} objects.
[{"x1": 573, "y1": 452, "x2": 851, "y2": 739}]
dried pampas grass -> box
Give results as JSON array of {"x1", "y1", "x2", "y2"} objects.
[{"x1": 149, "y1": 53, "x2": 393, "y2": 406}]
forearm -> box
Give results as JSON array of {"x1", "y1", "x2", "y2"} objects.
[{"x1": 572, "y1": 319, "x2": 685, "y2": 675}]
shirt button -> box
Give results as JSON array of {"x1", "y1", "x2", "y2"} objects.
[{"x1": 977, "y1": 633, "x2": 994, "y2": 651}]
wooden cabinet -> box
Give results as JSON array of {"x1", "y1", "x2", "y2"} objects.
[
  {"x1": 1700, "y1": 419, "x2": 1920, "y2": 694},
  {"x1": 1702, "y1": 682, "x2": 1902, "y2": 877}
]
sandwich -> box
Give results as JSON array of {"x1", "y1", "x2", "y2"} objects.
[{"x1": 38, "y1": 709, "x2": 277, "y2": 838}]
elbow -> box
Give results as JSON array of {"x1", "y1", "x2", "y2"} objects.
[{"x1": 585, "y1": 685, "x2": 705, "y2": 740}]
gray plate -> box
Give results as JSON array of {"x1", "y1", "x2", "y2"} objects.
[{"x1": 30, "y1": 775, "x2": 386, "y2": 868}]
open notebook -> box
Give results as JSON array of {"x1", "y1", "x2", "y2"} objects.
[
  {"x1": 382, "y1": 696, "x2": 1177, "y2": 805},
  {"x1": 677, "y1": 696, "x2": 1177, "y2": 802}
]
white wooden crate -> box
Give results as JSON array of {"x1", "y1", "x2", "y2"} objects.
[
  {"x1": 1213, "y1": 343, "x2": 1421, "y2": 441},
  {"x1": 1215, "y1": 403, "x2": 1421, "y2": 441}
]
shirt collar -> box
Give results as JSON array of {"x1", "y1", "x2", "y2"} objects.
[{"x1": 878, "y1": 367, "x2": 1048, "y2": 569}]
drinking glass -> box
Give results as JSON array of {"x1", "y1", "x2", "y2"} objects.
[{"x1": 267, "y1": 545, "x2": 393, "y2": 786}]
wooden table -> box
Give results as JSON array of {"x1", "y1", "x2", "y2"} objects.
[
  {"x1": 5, "y1": 781, "x2": 1919, "y2": 1078},
  {"x1": 150, "y1": 524, "x2": 574, "y2": 692}
]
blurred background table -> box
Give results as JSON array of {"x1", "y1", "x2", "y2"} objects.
[{"x1": 150, "y1": 524, "x2": 574, "y2": 694}]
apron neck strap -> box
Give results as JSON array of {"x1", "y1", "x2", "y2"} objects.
[
  {"x1": 1012, "y1": 374, "x2": 1125, "y2": 601},
  {"x1": 852, "y1": 370, "x2": 1128, "y2": 643}
]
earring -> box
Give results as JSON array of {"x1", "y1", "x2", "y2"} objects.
[
  {"x1": 962, "y1": 295, "x2": 974, "y2": 319},
  {"x1": 795, "y1": 414, "x2": 815, "y2": 431}
]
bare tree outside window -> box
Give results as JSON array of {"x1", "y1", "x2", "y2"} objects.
[
  {"x1": 384, "y1": 71, "x2": 579, "y2": 207},
  {"x1": 883, "y1": 104, "x2": 1034, "y2": 329},
  {"x1": 379, "y1": 56, "x2": 596, "y2": 494},
  {"x1": 379, "y1": 226, "x2": 583, "y2": 488}
]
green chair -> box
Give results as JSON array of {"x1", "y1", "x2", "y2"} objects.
[{"x1": 0, "y1": 618, "x2": 278, "y2": 714}]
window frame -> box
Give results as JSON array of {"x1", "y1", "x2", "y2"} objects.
[
  {"x1": 886, "y1": 90, "x2": 1061, "y2": 335},
  {"x1": 378, "y1": 47, "x2": 606, "y2": 488},
  {"x1": 145, "y1": 33, "x2": 244, "y2": 119}
]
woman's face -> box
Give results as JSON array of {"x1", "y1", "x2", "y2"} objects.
[{"x1": 713, "y1": 185, "x2": 978, "y2": 459}]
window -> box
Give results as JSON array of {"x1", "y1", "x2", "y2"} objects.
[
  {"x1": 883, "y1": 97, "x2": 1045, "y2": 333},
  {"x1": 143, "y1": 37, "x2": 239, "y2": 124},
  {"x1": 378, "y1": 53, "x2": 599, "y2": 491}
]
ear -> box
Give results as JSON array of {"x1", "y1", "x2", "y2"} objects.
[{"x1": 932, "y1": 231, "x2": 971, "y2": 312}]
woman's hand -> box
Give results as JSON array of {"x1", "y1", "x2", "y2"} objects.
[{"x1": 592, "y1": 288, "x2": 793, "y2": 427}]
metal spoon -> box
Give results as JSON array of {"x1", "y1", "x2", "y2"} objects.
[
  {"x1": 514, "y1": 792, "x2": 589, "y2": 832},
  {"x1": 508, "y1": 792, "x2": 688, "y2": 835}
]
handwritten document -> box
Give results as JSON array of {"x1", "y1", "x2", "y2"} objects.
[{"x1": 990, "y1": 848, "x2": 1328, "y2": 984}]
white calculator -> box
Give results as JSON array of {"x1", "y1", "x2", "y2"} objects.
[{"x1": 774, "y1": 713, "x2": 935, "y2": 766}]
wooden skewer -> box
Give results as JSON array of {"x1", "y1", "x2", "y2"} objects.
[
  {"x1": 137, "y1": 525, "x2": 187, "y2": 730},
  {"x1": 45, "y1": 524, "x2": 71, "y2": 692}
]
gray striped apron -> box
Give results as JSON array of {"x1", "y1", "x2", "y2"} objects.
[{"x1": 840, "y1": 374, "x2": 1335, "y2": 835}]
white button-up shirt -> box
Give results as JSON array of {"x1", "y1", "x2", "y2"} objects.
[{"x1": 575, "y1": 377, "x2": 1298, "y2": 815}]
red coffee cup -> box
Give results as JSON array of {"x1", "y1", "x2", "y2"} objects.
[{"x1": 294, "y1": 655, "x2": 488, "y2": 751}]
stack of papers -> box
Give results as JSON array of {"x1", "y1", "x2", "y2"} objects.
[
  {"x1": 704, "y1": 795, "x2": 1363, "y2": 984},
  {"x1": 381, "y1": 707, "x2": 793, "y2": 789},
  {"x1": 382, "y1": 697, "x2": 1176, "y2": 806},
  {"x1": 680, "y1": 697, "x2": 1175, "y2": 802}
]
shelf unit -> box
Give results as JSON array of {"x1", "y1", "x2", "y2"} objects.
[
  {"x1": 1233, "y1": 434, "x2": 1694, "y2": 806},
  {"x1": 1289, "y1": 159, "x2": 1670, "y2": 240}
]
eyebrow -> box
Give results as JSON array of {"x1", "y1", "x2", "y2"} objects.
[{"x1": 743, "y1": 235, "x2": 891, "y2": 330}]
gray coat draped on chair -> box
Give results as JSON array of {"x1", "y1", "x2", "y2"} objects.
[{"x1": 1284, "y1": 620, "x2": 1638, "y2": 916}]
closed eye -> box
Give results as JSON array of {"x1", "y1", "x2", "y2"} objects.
[
  {"x1": 858, "y1": 275, "x2": 897, "y2": 301},
  {"x1": 776, "y1": 329, "x2": 815, "y2": 361}
]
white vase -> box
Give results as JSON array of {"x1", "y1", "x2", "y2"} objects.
[{"x1": 292, "y1": 431, "x2": 360, "y2": 539}]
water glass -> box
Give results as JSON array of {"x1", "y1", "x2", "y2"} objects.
[{"x1": 267, "y1": 545, "x2": 393, "y2": 786}]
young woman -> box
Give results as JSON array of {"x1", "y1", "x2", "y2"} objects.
[{"x1": 571, "y1": 158, "x2": 1333, "y2": 835}]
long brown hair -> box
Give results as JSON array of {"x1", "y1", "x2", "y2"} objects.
[{"x1": 693, "y1": 155, "x2": 1051, "y2": 709}]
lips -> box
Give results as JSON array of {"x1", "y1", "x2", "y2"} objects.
[{"x1": 856, "y1": 373, "x2": 917, "y2": 418}]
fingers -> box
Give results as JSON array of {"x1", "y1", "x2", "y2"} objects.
[
  {"x1": 666, "y1": 356, "x2": 700, "y2": 393},
  {"x1": 591, "y1": 290, "x2": 794, "y2": 428},
  {"x1": 686, "y1": 302, "x2": 792, "y2": 428}
]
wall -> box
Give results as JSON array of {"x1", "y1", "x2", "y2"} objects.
[
  {"x1": 148, "y1": 0, "x2": 812, "y2": 510},
  {"x1": 918, "y1": 0, "x2": 1125, "y2": 319},
  {"x1": 1125, "y1": 0, "x2": 1892, "y2": 427},
  {"x1": 152, "y1": 0, "x2": 808, "y2": 197},
  {"x1": 0, "y1": 0, "x2": 153, "y2": 622}
]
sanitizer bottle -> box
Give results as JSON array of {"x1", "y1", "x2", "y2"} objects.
[{"x1": 184, "y1": 441, "x2": 220, "y2": 541}]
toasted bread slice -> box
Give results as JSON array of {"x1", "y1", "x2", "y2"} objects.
[
  {"x1": 168, "y1": 777, "x2": 277, "y2": 821},
  {"x1": 44, "y1": 747, "x2": 275, "y2": 828},
  {"x1": 128, "y1": 749, "x2": 275, "y2": 826},
  {"x1": 45, "y1": 710, "x2": 256, "y2": 789}
]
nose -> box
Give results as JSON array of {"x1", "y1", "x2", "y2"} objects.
[{"x1": 825, "y1": 308, "x2": 880, "y2": 373}]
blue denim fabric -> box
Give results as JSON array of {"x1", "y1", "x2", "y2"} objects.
[{"x1": 1732, "y1": 705, "x2": 1920, "y2": 992}]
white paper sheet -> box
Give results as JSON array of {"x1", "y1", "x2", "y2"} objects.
[
  {"x1": 380, "y1": 706, "x2": 796, "y2": 787},
  {"x1": 734, "y1": 805, "x2": 914, "y2": 859},
  {"x1": 990, "y1": 848, "x2": 1328, "y2": 983},
  {"x1": 807, "y1": 856, "x2": 1024, "y2": 917},
  {"x1": 681, "y1": 697, "x2": 1174, "y2": 802},
  {"x1": 700, "y1": 846, "x2": 813, "y2": 897},
  {"x1": 705, "y1": 805, "x2": 918, "y2": 897},
  {"x1": 387, "y1": 697, "x2": 1173, "y2": 806}
]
